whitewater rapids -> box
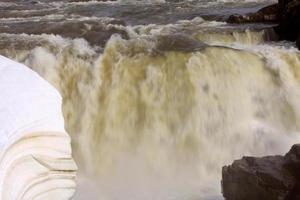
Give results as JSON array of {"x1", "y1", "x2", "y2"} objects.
[
  {"x1": 1, "y1": 26, "x2": 299, "y2": 199},
  {"x1": 0, "y1": 0, "x2": 299, "y2": 198}
]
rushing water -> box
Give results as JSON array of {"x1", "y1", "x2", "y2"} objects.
[{"x1": 1, "y1": 0, "x2": 300, "y2": 200}]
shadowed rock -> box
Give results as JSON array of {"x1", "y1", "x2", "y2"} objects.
[
  {"x1": 227, "y1": 0, "x2": 300, "y2": 50},
  {"x1": 274, "y1": 0, "x2": 300, "y2": 48},
  {"x1": 222, "y1": 144, "x2": 300, "y2": 200},
  {"x1": 297, "y1": 36, "x2": 300, "y2": 49},
  {"x1": 156, "y1": 34, "x2": 208, "y2": 52},
  {"x1": 227, "y1": 4, "x2": 279, "y2": 23},
  {"x1": 0, "y1": 19, "x2": 127, "y2": 47},
  {"x1": 284, "y1": 145, "x2": 300, "y2": 180}
]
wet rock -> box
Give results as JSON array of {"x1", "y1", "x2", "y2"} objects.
[
  {"x1": 0, "y1": 19, "x2": 128, "y2": 47},
  {"x1": 274, "y1": 0, "x2": 300, "y2": 43},
  {"x1": 222, "y1": 144, "x2": 300, "y2": 200},
  {"x1": 156, "y1": 34, "x2": 208, "y2": 52},
  {"x1": 41, "y1": 21, "x2": 127, "y2": 46},
  {"x1": 227, "y1": 4, "x2": 279, "y2": 23},
  {"x1": 296, "y1": 36, "x2": 300, "y2": 50},
  {"x1": 227, "y1": 0, "x2": 300, "y2": 50},
  {"x1": 222, "y1": 156, "x2": 296, "y2": 200},
  {"x1": 283, "y1": 144, "x2": 300, "y2": 180}
]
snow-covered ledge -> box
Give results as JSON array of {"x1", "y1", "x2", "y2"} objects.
[{"x1": 0, "y1": 55, "x2": 77, "y2": 200}]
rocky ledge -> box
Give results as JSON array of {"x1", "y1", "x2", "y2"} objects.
[
  {"x1": 227, "y1": 0, "x2": 300, "y2": 50},
  {"x1": 222, "y1": 144, "x2": 300, "y2": 200}
]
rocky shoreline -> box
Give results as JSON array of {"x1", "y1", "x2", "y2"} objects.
[{"x1": 227, "y1": 0, "x2": 300, "y2": 49}]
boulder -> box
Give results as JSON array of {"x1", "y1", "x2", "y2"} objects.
[
  {"x1": 227, "y1": 4, "x2": 279, "y2": 23},
  {"x1": 274, "y1": 0, "x2": 300, "y2": 42},
  {"x1": 283, "y1": 144, "x2": 300, "y2": 180},
  {"x1": 296, "y1": 36, "x2": 300, "y2": 50},
  {"x1": 274, "y1": 0, "x2": 300, "y2": 49},
  {"x1": 222, "y1": 144, "x2": 300, "y2": 200}
]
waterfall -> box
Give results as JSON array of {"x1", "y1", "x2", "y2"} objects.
[{"x1": 2, "y1": 28, "x2": 300, "y2": 199}]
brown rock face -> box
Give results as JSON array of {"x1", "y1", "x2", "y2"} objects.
[
  {"x1": 227, "y1": 0, "x2": 300, "y2": 50},
  {"x1": 222, "y1": 144, "x2": 300, "y2": 200},
  {"x1": 226, "y1": 4, "x2": 279, "y2": 23},
  {"x1": 296, "y1": 36, "x2": 300, "y2": 50},
  {"x1": 274, "y1": 0, "x2": 300, "y2": 42}
]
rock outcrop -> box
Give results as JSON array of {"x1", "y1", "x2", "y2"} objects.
[
  {"x1": 222, "y1": 144, "x2": 300, "y2": 200},
  {"x1": 227, "y1": 0, "x2": 300, "y2": 49},
  {"x1": 0, "y1": 55, "x2": 77, "y2": 200},
  {"x1": 274, "y1": 0, "x2": 300, "y2": 49},
  {"x1": 227, "y1": 4, "x2": 279, "y2": 23}
]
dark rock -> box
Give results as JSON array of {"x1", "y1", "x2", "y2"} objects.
[
  {"x1": 284, "y1": 144, "x2": 300, "y2": 180},
  {"x1": 222, "y1": 144, "x2": 300, "y2": 200},
  {"x1": 40, "y1": 21, "x2": 128, "y2": 47},
  {"x1": 227, "y1": 0, "x2": 300, "y2": 50},
  {"x1": 296, "y1": 36, "x2": 300, "y2": 50},
  {"x1": 222, "y1": 156, "x2": 296, "y2": 200},
  {"x1": 0, "y1": 19, "x2": 127, "y2": 47},
  {"x1": 274, "y1": 0, "x2": 300, "y2": 42},
  {"x1": 227, "y1": 4, "x2": 279, "y2": 23},
  {"x1": 274, "y1": 0, "x2": 300, "y2": 49},
  {"x1": 156, "y1": 34, "x2": 208, "y2": 52}
]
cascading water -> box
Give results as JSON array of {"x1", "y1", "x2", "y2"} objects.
[{"x1": 0, "y1": 0, "x2": 300, "y2": 199}]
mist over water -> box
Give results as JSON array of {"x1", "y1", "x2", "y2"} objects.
[{"x1": 1, "y1": 0, "x2": 300, "y2": 199}]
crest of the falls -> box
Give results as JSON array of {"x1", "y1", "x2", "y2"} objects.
[
  {"x1": 0, "y1": 55, "x2": 77, "y2": 200},
  {"x1": 4, "y1": 32, "x2": 299, "y2": 199}
]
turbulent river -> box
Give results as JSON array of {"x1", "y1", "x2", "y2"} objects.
[{"x1": 1, "y1": 0, "x2": 300, "y2": 199}]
